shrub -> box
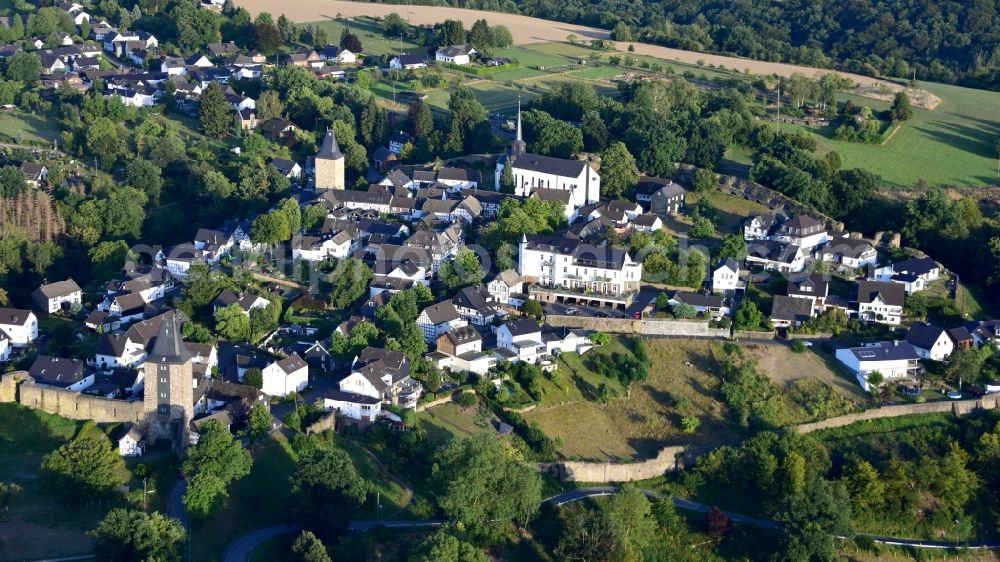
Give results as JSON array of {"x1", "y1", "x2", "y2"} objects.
[
  {"x1": 791, "y1": 340, "x2": 807, "y2": 353},
  {"x1": 456, "y1": 392, "x2": 477, "y2": 408}
]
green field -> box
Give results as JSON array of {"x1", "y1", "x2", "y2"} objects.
[
  {"x1": 418, "y1": 402, "x2": 487, "y2": 444},
  {"x1": 0, "y1": 109, "x2": 60, "y2": 145},
  {"x1": 306, "y1": 16, "x2": 421, "y2": 56},
  {"x1": 783, "y1": 81, "x2": 1000, "y2": 187}
]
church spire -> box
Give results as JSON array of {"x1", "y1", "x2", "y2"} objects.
[{"x1": 509, "y1": 96, "x2": 526, "y2": 158}]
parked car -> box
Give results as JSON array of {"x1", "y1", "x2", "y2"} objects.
[
  {"x1": 946, "y1": 390, "x2": 963, "y2": 400},
  {"x1": 564, "y1": 307, "x2": 578, "y2": 315}
]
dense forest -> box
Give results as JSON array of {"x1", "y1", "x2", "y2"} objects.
[{"x1": 365, "y1": 0, "x2": 1000, "y2": 90}]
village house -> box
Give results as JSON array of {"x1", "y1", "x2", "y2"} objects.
[
  {"x1": 426, "y1": 326, "x2": 495, "y2": 376},
  {"x1": 28, "y1": 355, "x2": 92, "y2": 391},
  {"x1": 260, "y1": 118, "x2": 296, "y2": 141},
  {"x1": 836, "y1": 341, "x2": 923, "y2": 390},
  {"x1": 745, "y1": 240, "x2": 805, "y2": 273},
  {"x1": 668, "y1": 291, "x2": 729, "y2": 320},
  {"x1": 435, "y1": 44, "x2": 476, "y2": 65},
  {"x1": 327, "y1": 347, "x2": 423, "y2": 418},
  {"x1": 773, "y1": 215, "x2": 828, "y2": 250},
  {"x1": 497, "y1": 318, "x2": 546, "y2": 364},
  {"x1": 31, "y1": 279, "x2": 82, "y2": 314},
  {"x1": 770, "y1": 295, "x2": 815, "y2": 328},
  {"x1": 19, "y1": 162, "x2": 48, "y2": 187},
  {"x1": 452, "y1": 284, "x2": 503, "y2": 326},
  {"x1": 371, "y1": 244, "x2": 432, "y2": 295},
  {"x1": 487, "y1": 269, "x2": 525, "y2": 305},
  {"x1": 115, "y1": 424, "x2": 144, "y2": 457},
  {"x1": 212, "y1": 290, "x2": 271, "y2": 317},
  {"x1": 234, "y1": 108, "x2": 257, "y2": 131},
  {"x1": 519, "y1": 234, "x2": 642, "y2": 301},
  {"x1": 389, "y1": 54, "x2": 427, "y2": 70},
  {"x1": 815, "y1": 234, "x2": 878, "y2": 270},
  {"x1": 743, "y1": 212, "x2": 786, "y2": 241},
  {"x1": 0, "y1": 308, "x2": 38, "y2": 346},
  {"x1": 261, "y1": 353, "x2": 309, "y2": 397},
  {"x1": 873, "y1": 256, "x2": 940, "y2": 294},
  {"x1": 417, "y1": 300, "x2": 469, "y2": 344},
  {"x1": 291, "y1": 232, "x2": 355, "y2": 262},
  {"x1": 854, "y1": 280, "x2": 906, "y2": 325},
  {"x1": 786, "y1": 272, "x2": 829, "y2": 311},
  {"x1": 711, "y1": 259, "x2": 740, "y2": 294},
  {"x1": 904, "y1": 323, "x2": 955, "y2": 361}
]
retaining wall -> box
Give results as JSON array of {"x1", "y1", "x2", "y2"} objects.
[
  {"x1": 305, "y1": 410, "x2": 337, "y2": 434},
  {"x1": 794, "y1": 395, "x2": 1000, "y2": 433},
  {"x1": 731, "y1": 330, "x2": 776, "y2": 341},
  {"x1": 545, "y1": 315, "x2": 729, "y2": 338},
  {"x1": 553, "y1": 445, "x2": 686, "y2": 483}
]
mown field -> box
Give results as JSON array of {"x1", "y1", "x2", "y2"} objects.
[
  {"x1": 782, "y1": 81, "x2": 1000, "y2": 187},
  {"x1": 0, "y1": 109, "x2": 60, "y2": 145}
]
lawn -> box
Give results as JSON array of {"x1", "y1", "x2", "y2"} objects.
[
  {"x1": 0, "y1": 405, "x2": 177, "y2": 562},
  {"x1": 0, "y1": 109, "x2": 60, "y2": 145},
  {"x1": 333, "y1": 438, "x2": 412, "y2": 520},
  {"x1": 782, "y1": 81, "x2": 1000, "y2": 187},
  {"x1": 742, "y1": 344, "x2": 869, "y2": 406},
  {"x1": 686, "y1": 189, "x2": 770, "y2": 233},
  {"x1": 524, "y1": 339, "x2": 743, "y2": 461},
  {"x1": 191, "y1": 434, "x2": 298, "y2": 562},
  {"x1": 418, "y1": 402, "x2": 486, "y2": 444},
  {"x1": 306, "y1": 16, "x2": 421, "y2": 56}
]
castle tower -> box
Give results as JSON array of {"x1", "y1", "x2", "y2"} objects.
[
  {"x1": 314, "y1": 127, "x2": 345, "y2": 191},
  {"x1": 143, "y1": 314, "x2": 194, "y2": 450}
]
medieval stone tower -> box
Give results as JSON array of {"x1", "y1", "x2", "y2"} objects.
[
  {"x1": 143, "y1": 314, "x2": 194, "y2": 450},
  {"x1": 314, "y1": 127, "x2": 345, "y2": 190}
]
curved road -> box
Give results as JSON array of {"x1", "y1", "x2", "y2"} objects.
[{"x1": 222, "y1": 486, "x2": 1000, "y2": 561}]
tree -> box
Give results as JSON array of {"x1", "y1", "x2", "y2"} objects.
[
  {"x1": 890, "y1": 91, "x2": 913, "y2": 121},
  {"x1": 605, "y1": 484, "x2": 657, "y2": 559},
  {"x1": 409, "y1": 530, "x2": 488, "y2": 562},
  {"x1": 435, "y1": 433, "x2": 542, "y2": 543},
  {"x1": 840, "y1": 457, "x2": 885, "y2": 513},
  {"x1": 439, "y1": 247, "x2": 485, "y2": 290},
  {"x1": 733, "y1": 300, "x2": 765, "y2": 331},
  {"x1": 182, "y1": 420, "x2": 252, "y2": 519},
  {"x1": 244, "y1": 367, "x2": 263, "y2": 389},
  {"x1": 257, "y1": 90, "x2": 282, "y2": 122},
  {"x1": 215, "y1": 304, "x2": 251, "y2": 342},
  {"x1": 489, "y1": 25, "x2": 513, "y2": 48},
  {"x1": 499, "y1": 158, "x2": 515, "y2": 193},
  {"x1": 125, "y1": 158, "x2": 164, "y2": 204},
  {"x1": 87, "y1": 117, "x2": 128, "y2": 169},
  {"x1": 91, "y1": 509, "x2": 185, "y2": 562},
  {"x1": 611, "y1": 21, "x2": 633, "y2": 41},
  {"x1": 555, "y1": 506, "x2": 616, "y2": 562},
  {"x1": 671, "y1": 302, "x2": 697, "y2": 319},
  {"x1": 251, "y1": 211, "x2": 291, "y2": 244},
  {"x1": 716, "y1": 233, "x2": 747, "y2": 261},
  {"x1": 328, "y1": 259, "x2": 372, "y2": 309},
  {"x1": 382, "y1": 13, "x2": 407, "y2": 37},
  {"x1": 521, "y1": 299, "x2": 543, "y2": 319},
  {"x1": 693, "y1": 168, "x2": 717, "y2": 192},
  {"x1": 4, "y1": 52, "x2": 42, "y2": 82},
  {"x1": 199, "y1": 82, "x2": 230, "y2": 139},
  {"x1": 0, "y1": 482, "x2": 21, "y2": 520},
  {"x1": 41, "y1": 437, "x2": 126, "y2": 501},
  {"x1": 254, "y1": 22, "x2": 283, "y2": 53},
  {"x1": 290, "y1": 447, "x2": 369, "y2": 538},
  {"x1": 245, "y1": 404, "x2": 272, "y2": 443},
  {"x1": 469, "y1": 18, "x2": 491, "y2": 50},
  {"x1": 707, "y1": 506, "x2": 732, "y2": 539},
  {"x1": 340, "y1": 32, "x2": 362, "y2": 53},
  {"x1": 600, "y1": 142, "x2": 640, "y2": 199},
  {"x1": 292, "y1": 530, "x2": 331, "y2": 562},
  {"x1": 776, "y1": 476, "x2": 853, "y2": 562}
]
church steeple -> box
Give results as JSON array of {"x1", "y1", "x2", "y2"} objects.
[{"x1": 509, "y1": 97, "x2": 526, "y2": 158}]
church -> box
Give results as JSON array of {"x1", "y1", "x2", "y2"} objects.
[{"x1": 494, "y1": 105, "x2": 600, "y2": 207}]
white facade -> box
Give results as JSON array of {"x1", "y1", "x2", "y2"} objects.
[
  {"x1": 835, "y1": 342, "x2": 922, "y2": 391},
  {"x1": 337, "y1": 49, "x2": 357, "y2": 64},
  {"x1": 496, "y1": 157, "x2": 600, "y2": 207},
  {"x1": 39, "y1": 290, "x2": 82, "y2": 313},
  {"x1": 261, "y1": 357, "x2": 309, "y2": 397},
  {"x1": 0, "y1": 310, "x2": 38, "y2": 346},
  {"x1": 857, "y1": 295, "x2": 903, "y2": 325},
  {"x1": 324, "y1": 392, "x2": 382, "y2": 421},
  {"x1": 712, "y1": 261, "x2": 739, "y2": 294},
  {"x1": 518, "y1": 236, "x2": 641, "y2": 296},
  {"x1": 118, "y1": 433, "x2": 143, "y2": 457}
]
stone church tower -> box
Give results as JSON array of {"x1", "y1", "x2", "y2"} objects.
[
  {"x1": 314, "y1": 128, "x2": 345, "y2": 190},
  {"x1": 143, "y1": 314, "x2": 193, "y2": 450}
]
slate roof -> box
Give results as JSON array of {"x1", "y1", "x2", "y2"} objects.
[
  {"x1": 843, "y1": 341, "x2": 921, "y2": 362},
  {"x1": 422, "y1": 301, "x2": 461, "y2": 325},
  {"x1": 787, "y1": 273, "x2": 829, "y2": 298},
  {"x1": 444, "y1": 325, "x2": 481, "y2": 346},
  {"x1": 452, "y1": 285, "x2": 498, "y2": 315},
  {"x1": 325, "y1": 389, "x2": 381, "y2": 404},
  {"x1": 0, "y1": 308, "x2": 33, "y2": 326},
  {"x1": 890, "y1": 256, "x2": 938, "y2": 277},
  {"x1": 904, "y1": 323, "x2": 949, "y2": 351},
  {"x1": 273, "y1": 353, "x2": 307, "y2": 374},
  {"x1": 523, "y1": 235, "x2": 629, "y2": 270},
  {"x1": 511, "y1": 153, "x2": 588, "y2": 177},
  {"x1": 393, "y1": 54, "x2": 425, "y2": 65},
  {"x1": 505, "y1": 318, "x2": 541, "y2": 337},
  {"x1": 317, "y1": 128, "x2": 343, "y2": 159},
  {"x1": 34, "y1": 279, "x2": 81, "y2": 299},
  {"x1": 146, "y1": 314, "x2": 191, "y2": 364},
  {"x1": 770, "y1": 295, "x2": 814, "y2": 323},
  {"x1": 29, "y1": 356, "x2": 85, "y2": 387},
  {"x1": 670, "y1": 291, "x2": 724, "y2": 308},
  {"x1": 855, "y1": 280, "x2": 905, "y2": 308}
]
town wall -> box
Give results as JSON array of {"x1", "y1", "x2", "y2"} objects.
[
  {"x1": 732, "y1": 330, "x2": 776, "y2": 341},
  {"x1": 0, "y1": 372, "x2": 145, "y2": 423},
  {"x1": 305, "y1": 410, "x2": 337, "y2": 434},
  {"x1": 545, "y1": 315, "x2": 729, "y2": 338},
  {"x1": 553, "y1": 445, "x2": 686, "y2": 483},
  {"x1": 794, "y1": 395, "x2": 1000, "y2": 433}
]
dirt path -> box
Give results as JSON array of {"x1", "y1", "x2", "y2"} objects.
[{"x1": 236, "y1": 0, "x2": 939, "y2": 108}]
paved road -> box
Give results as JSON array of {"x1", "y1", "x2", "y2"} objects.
[
  {"x1": 166, "y1": 479, "x2": 189, "y2": 529},
  {"x1": 223, "y1": 486, "x2": 1000, "y2": 561}
]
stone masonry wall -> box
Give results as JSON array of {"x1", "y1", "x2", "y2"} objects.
[
  {"x1": 545, "y1": 315, "x2": 729, "y2": 338},
  {"x1": 1, "y1": 372, "x2": 145, "y2": 423},
  {"x1": 556, "y1": 446, "x2": 686, "y2": 483},
  {"x1": 794, "y1": 395, "x2": 1000, "y2": 434}
]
